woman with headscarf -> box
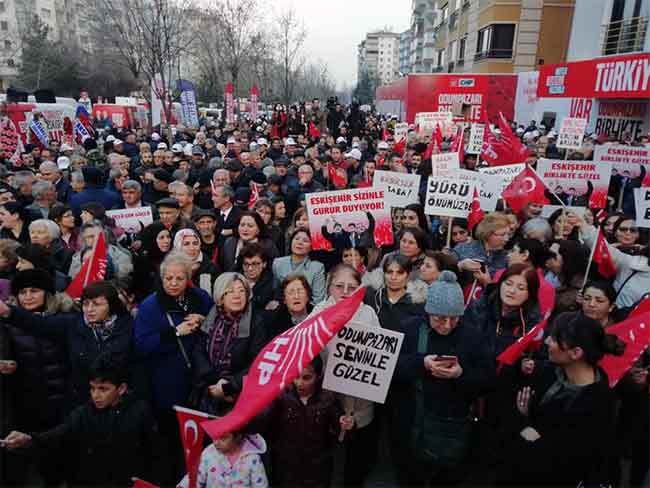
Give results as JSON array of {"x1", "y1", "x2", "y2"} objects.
[
  {"x1": 132, "y1": 222, "x2": 172, "y2": 301},
  {"x1": 173, "y1": 228, "x2": 220, "y2": 297}
]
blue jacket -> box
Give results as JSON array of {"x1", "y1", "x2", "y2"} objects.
[
  {"x1": 134, "y1": 288, "x2": 213, "y2": 411},
  {"x1": 69, "y1": 185, "x2": 122, "y2": 215}
]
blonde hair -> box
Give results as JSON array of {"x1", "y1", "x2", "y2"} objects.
[
  {"x1": 475, "y1": 212, "x2": 511, "y2": 243},
  {"x1": 212, "y1": 272, "x2": 251, "y2": 306}
]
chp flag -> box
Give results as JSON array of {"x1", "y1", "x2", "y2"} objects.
[
  {"x1": 202, "y1": 287, "x2": 366, "y2": 441},
  {"x1": 65, "y1": 229, "x2": 108, "y2": 299}
]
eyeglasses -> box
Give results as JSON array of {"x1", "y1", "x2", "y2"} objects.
[{"x1": 617, "y1": 226, "x2": 639, "y2": 233}]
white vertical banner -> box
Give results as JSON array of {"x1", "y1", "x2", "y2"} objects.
[
  {"x1": 466, "y1": 123, "x2": 485, "y2": 154},
  {"x1": 151, "y1": 73, "x2": 163, "y2": 127}
]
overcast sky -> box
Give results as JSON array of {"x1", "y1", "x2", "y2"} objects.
[{"x1": 272, "y1": 0, "x2": 412, "y2": 89}]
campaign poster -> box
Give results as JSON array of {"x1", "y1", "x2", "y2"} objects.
[
  {"x1": 423, "y1": 173, "x2": 476, "y2": 218},
  {"x1": 106, "y1": 207, "x2": 153, "y2": 234},
  {"x1": 536, "y1": 159, "x2": 612, "y2": 208},
  {"x1": 634, "y1": 188, "x2": 650, "y2": 229},
  {"x1": 393, "y1": 122, "x2": 409, "y2": 141},
  {"x1": 593, "y1": 101, "x2": 649, "y2": 141},
  {"x1": 323, "y1": 323, "x2": 403, "y2": 404},
  {"x1": 456, "y1": 169, "x2": 500, "y2": 211},
  {"x1": 467, "y1": 124, "x2": 485, "y2": 154},
  {"x1": 416, "y1": 111, "x2": 452, "y2": 135},
  {"x1": 305, "y1": 189, "x2": 394, "y2": 251},
  {"x1": 373, "y1": 170, "x2": 421, "y2": 208},
  {"x1": 593, "y1": 144, "x2": 650, "y2": 178},
  {"x1": 431, "y1": 152, "x2": 460, "y2": 178},
  {"x1": 479, "y1": 163, "x2": 527, "y2": 196},
  {"x1": 557, "y1": 117, "x2": 587, "y2": 150}
]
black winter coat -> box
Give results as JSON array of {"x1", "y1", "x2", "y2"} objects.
[
  {"x1": 5, "y1": 308, "x2": 143, "y2": 409},
  {"x1": 218, "y1": 237, "x2": 278, "y2": 272},
  {"x1": 3, "y1": 316, "x2": 68, "y2": 431},
  {"x1": 500, "y1": 365, "x2": 618, "y2": 486},
  {"x1": 249, "y1": 268, "x2": 275, "y2": 313},
  {"x1": 31, "y1": 394, "x2": 154, "y2": 488}
]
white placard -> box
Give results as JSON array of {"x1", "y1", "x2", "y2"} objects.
[
  {"x1": 106, "y1": 207, "x2": 154, "y2": 233},
  {"x1": 424, "y1": 173, "x2": 476, "y2": 218},
  {"x1": 479, "y1": 163, "x2": 527, "y2": 196},
  {"x1": 557, "y1": 117, "x2": 587, "y2": 150},
  {"x1": 393, "y1": 123, "x2": 409, "y2": 141},
  {"x1": 416, "y1": 111, "x2": 453, "y2": 135},
  {"x1": 467, "y1": 124, "x2": 485, "y2": 154},
  {"x1": 431, "y1": 152, "x2": 460, "y2": 178},
  {"x1": 634, "y1": 188, "x2": 650, "y2": 228},
  {"x1": 323, "y1": 323, "x2": 403, "y2": 404},
  {"x1": 456, "y1": 169, "x2": 501, "y2": 211},
  {"x1": 373, "y1": 170, "x2": 421, "y2": 208}
]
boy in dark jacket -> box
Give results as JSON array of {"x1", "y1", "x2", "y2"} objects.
[{"x1": 1, "y1": 353, "x2": 154, "y2": 488}]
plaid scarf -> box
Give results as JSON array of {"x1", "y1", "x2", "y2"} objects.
[{"x1": 88, "y1": 314, "x2": 118, "y2": 343}]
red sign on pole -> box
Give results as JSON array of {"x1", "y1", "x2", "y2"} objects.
[
  {"x1": 225, "y1": 83, "x2": 234, "y2": 123},
  {"x1": 250, "y1": 85, "x2": 259, "y2": 121}
]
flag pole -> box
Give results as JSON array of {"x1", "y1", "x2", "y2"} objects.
[
  {"x1": 446, "y1": 217, "x2": 453, "y2": 248},
  {"x1": 581, "y1": 226, "x2": 599, "y2": 291}
]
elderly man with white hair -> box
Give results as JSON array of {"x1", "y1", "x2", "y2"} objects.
[
  {"x1": 39, "y1": 160, "x2": 72, "y2": 202},
  {"x1": 28, "y1": 218, "x2": 73, "y2": 273},
  {"x1": 26, "y1": 180, "x2": 57, "y2": 219}
]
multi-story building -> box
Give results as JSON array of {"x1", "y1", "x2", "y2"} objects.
[
  {"x1": 0, "y1": 0, "x2": 92, "y2": 90},
  {"x1": 357, "y1": 30, "x2": 401, "y2": 85},
  {"x1": 404, "y1": 0, "x2": 576, "y2": 75},
  {"x1": 399, "y1": 29, "x2": 412, "y2": 75}
]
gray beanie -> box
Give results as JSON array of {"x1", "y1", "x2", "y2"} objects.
[{"x1": 425, "y1": 270, "x2": 464, "y2": 317}]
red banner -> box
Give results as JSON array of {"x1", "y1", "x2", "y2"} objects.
[
  {"x1": 225, "y1": 83, "x2": 234, "y2": 124},
  {"x1": 537, "y1": 53, "x2": 650, "y2": 99},
  {"x1": 202, "y1": 287, "x2": 365, "y2": 441},
  {"x1": 65, "y1": 230, "x2": 107, "y2": 299},
  {"x1": 250, "y1": 85, "x2": 259, "y2": 121}
]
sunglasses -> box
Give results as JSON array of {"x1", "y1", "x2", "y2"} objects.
[{"x1": 617, "y1": 226, "x2": 639, "y2": 233}]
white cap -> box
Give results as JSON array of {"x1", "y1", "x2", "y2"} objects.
[
  {"x1": 345, "y1": 148, "x2": 362, "y2": 161},
  {"x1": 60, "y1": 143, "x2": 73, "y2": 152},
  {"x1": 377, "y1": 141, "x2": 389, "y2": 150},
  {"x1": 106, "y1": 135, "x2": 116, "y2": 142},
  {"x1": 113, "y1": 139, "x2": 123, "y2": 145},
  {"x1": 171, "y1": 143, "x2": 183, "y2": 153},
  {"x1": 227, "y1": 137, "x2": 236, "y2": 144},
  {"x1": 257, "y1": 138, "x2": 268, "y2": 146},
  {"x1": 157, "y1": 142, "x2": 168, "y2": 150},
  {"x1": 285, "y1": 137, "x2": 296, "y2": 146},
  {"x1": 336, "y1": 136, "x2": 346, "y2": 144},
  {"x1": 151, "y1": 132, "x2": 161, "y2": 141},
  {"x1": 184, "y1": 144, "x2": 193, "y2": 156},
  {"x1": 57, "y1": 156, "x2": 70, "y2": 169}
]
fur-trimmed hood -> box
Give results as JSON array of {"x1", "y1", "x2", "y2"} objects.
[{"x1": 362, "y1": 267, "x2": 428, "y2": 305}]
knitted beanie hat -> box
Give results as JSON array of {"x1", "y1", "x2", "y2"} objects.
[{"x1": 425, "y1": 270, "x2": 464, "y2": 317}]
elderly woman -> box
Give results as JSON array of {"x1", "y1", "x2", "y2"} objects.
[
  {"x1": 219, "y1": 211, "x2": 278, "y2": 272},
  {"x1": 314, "y1": 264, "x2": 383, "y2": 487},
  {"x1": 394, "y1": 271, "x2": 494, "y2": 486},
  {"x1": 0, "y1": 202, "x2": 31, "y2": 244},
  {"x1": 173, "y1": 228, "x2": 220, "y2": 296},
  {"x1": 26, "y1": 181, "x2": 56, "y2": 219},
  {"x1": 453, "y1": 212, "x2": 510, "y2": 286},
  {"x1": 191, "y1": 272, "x2": 267, "y2": 416},
  {"x1": 0, "y1": 279, "x2": 136, "y2": 409},
  {"x1": 134, "y1": 252, "x2": 213, "y2": 483},
  {"x1": 521, "y1": 217, "x2": 553, "y2": 244},
  {"x1": 265, "y1": 274, "x2": 313, "y2": 338},
  {"x1": 272, "y1": 228, "x2": 326, "y2": 304},
  {"x1": 29, "y1": 218, "x2": 73, "y2": 274},
  {"x1": 68, "y1": 221, "x2": 133, "y2": 280}
]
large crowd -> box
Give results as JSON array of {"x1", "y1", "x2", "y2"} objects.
[{"x1": 0, "y1": 98, "x2": 648, "y2": 488}]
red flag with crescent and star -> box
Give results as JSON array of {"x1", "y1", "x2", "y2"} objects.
[
  {"x1": 502, "y1": 166, "x2": 549, "y2": 214},
  {"x1": 65, "y1": 230, "x2": 107, "y2": 299},
  {"x1": 202, "y1": 287, "x2": 365, "y2": 441},
  {"x1": 174, "y1": 406, "x2": 214, "y2": 488}
]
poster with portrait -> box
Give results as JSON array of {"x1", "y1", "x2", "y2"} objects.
[
  {"x1": 305, "y1": 189, "x2": 394, "y2": 251},
  {"x1": 536, "y1": 159, "x2": 612, "y2": 208}
]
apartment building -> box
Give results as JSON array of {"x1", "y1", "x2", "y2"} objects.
[
  {"x1": 405, "y1": 0, "x2": 576, "y2": 74},
  {"x1": 399, "y1": 29, "x2": 412, "y2": 75},
  {"x1": 0, "y1": 0, "x2": 91, "y2": 89},
  {"x1": 357, "y1": 30, "x2": 401, "y2": 85}
]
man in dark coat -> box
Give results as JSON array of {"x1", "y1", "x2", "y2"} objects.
[{"x1": 69, "y1": 167, "x2": 121, "y2": 216}]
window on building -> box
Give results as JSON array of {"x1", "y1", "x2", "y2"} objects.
[
  {"x1": 4, "y1": 40, "x2": 10, "y2": 49},
  {"x1": 7, "y1": 58, "x2": 14, "y2": 66},
  {"x1": 449, "y1": 40, "x2": 457, "y2": 62},
  {"x1": 41, "y1": 7, "x2": 51, "y2": 17},
  {"x1": 0, "y1": 2, "x2": 5, "y2": 13},
  {"x1": 437, "y1": 48, "x2": 445, "y2": 67},
  {"x1": 475, "y1": 23, "x2": 515, "y2": 59},
  {"x1": 459, "y1": 36, "x2": 466, "y2": 61},
  {"x1": 0, "y1": 21, "x2": 7, "y2": 31}
]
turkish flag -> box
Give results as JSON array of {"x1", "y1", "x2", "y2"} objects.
[
  {"x1": 600, "y1": 313, "x2": 650, "y2": 387},
  {"x1": 202, "y1": 287, "x2": 366, "y2": 440},
  {"x1": 592, "y1": 229, "x2": 617, "y2": 278},
  {"x1": 467, "y1": 188, "x2": 484, "y2": 232},
  {"x1": 463, "y1": 280, "x2": 483, "y2": 307},
  {"x1": 247, "y1": 182, "x2": 260, "y2": 210},
  {"x1": 174, "y1": 406, "x2": 213, "y2": 488},
  {"x1": 131, "y1": 479, "x2": 159, "y2": 488},
  {"x1": 308, "y1": 121, "x2": 321, "y2": 139},
  {"x1": 392, "y1": 136, "x2": 406, "y2": 156},
  {"x1": 451, "y1": 126, "x2": 465, "y2": 159},
  {"x1": 501, "y1": 166, "x2": 549, "y2": 214},
  {"x1": 497, "y1": 112, "x2": 529, "y2": 163},
  {"x1": 327, "y1": 163, "x2": 347, "y2": 189},
  {"x1": 497, "y1": 318, "x2": 548, "y2": 367},
  {"x1": 65, "y1": 230, "x2": 107, "y2": 299},
  {"x1": 629, "y1": 296, "x2": 650, "y2": 320},
  {"x1": 422, "y1": 127, "x2": 442, "y2": 161}
]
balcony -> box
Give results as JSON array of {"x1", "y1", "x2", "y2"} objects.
[
  {"x1": 601, "y1": 16, "x2": 648, "y2": 55},
  {"x1": 474, "y1": 48, "x2": 513, "y2": 61}
]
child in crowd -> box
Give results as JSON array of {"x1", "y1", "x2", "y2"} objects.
[
  {"x1": 254, "y1": 356, "x2": 353, "y2": 487},
  {"x1": 0, "y1": 352, "x2": 154, "y2": 488},
  {"x1": 177, "y1": 429, "x2": 268, "y2": 488}
]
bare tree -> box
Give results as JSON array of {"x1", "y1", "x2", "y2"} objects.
[{"x1": 275, "y1": 5, "x2": 306, "y2": 106}]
